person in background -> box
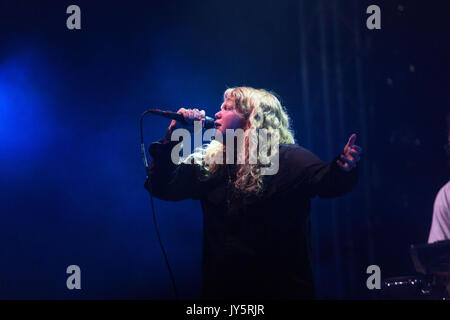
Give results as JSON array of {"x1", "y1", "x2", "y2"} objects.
[{"x1": 428, "y1": 113, "x2": 450, "y2": 243}]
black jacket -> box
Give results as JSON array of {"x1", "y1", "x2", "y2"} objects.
[{"x1": 145, "y1": 131, "x2": 358, "y2": 300}]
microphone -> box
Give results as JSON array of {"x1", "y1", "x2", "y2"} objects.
[{"x1": 146, "y1": 109, "x2": 215, "y2": 129}]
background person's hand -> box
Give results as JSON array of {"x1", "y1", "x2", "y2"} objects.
[
  {"x1": 337, "y1": 133, "x2": 362, "y2": 172},
  {"x1": 168, "y1": 108, "x2": 206, "y2": 132}
]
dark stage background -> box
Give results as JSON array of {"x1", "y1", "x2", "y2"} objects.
[{"x1": 0, "y1": 0, "x2": 449, "y2": 299}]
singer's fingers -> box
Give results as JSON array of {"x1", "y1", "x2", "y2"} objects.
[
  {"x1": 181, "y1": 109, "x2": 189, "y2": 121},
  {"x1": 349, "y1": 151, "x2": 360, "y2": 162},
  {"x1": 199, "y1": 109, "x2": 206, "y2": 122},
  {"x1": 181, "y1": 108, "x2": 192, "y2": 124},
  {"x1": 177, "y1": 108, "x2": 188, "y2": 122},
  {"x1": 340, "y1": 155, "x2": 356, "y2": 168},
  {"x1": 347, "y1": 134, "x2": 357, "y2": 147},
  {"x1": 193, "y1": 108, "x2": 201, "y2": 120},
  {"x1": 350, "y1": 145, "x2": 362, "y2": 153}
]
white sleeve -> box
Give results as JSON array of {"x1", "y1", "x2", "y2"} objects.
[{"x1": 428, "y1": 182, "x2": 450, "y2": 243}]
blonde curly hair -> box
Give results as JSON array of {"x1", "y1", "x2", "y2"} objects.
[{"x1": 183, "y1": 87, "x2": 295, "y2": 196}]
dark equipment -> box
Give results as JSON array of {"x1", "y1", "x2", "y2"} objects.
[{"x1": 381, "y1": 240, "x2": 450, "y2": 299}]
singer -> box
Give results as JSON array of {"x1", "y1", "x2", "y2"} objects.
[{"x1": 144, "y1": 87, "x2": 362, "y2": 300}]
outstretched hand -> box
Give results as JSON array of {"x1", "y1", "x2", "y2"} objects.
[{"x1": 337, "y1": 133, "x2": 362, "y2": 172}]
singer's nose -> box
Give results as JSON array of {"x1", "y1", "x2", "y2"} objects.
[{"x1": 215, "y1": 111, "x2": 221, "y2": 119}]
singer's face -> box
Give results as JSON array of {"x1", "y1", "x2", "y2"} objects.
[{"x1": 214, "y1": 98, "x2": 247, "y2": 138}]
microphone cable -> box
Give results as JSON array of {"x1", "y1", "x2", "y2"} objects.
[{"x1": 140, "y1": 110, "x2": 179, "y2": 300}]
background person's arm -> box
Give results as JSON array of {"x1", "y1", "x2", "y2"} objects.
[{"x1": 428, "y1": 183, "x2": 450, "y2": 243}]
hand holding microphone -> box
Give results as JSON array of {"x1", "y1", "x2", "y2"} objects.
[{"x1": 168, "y1": 108, "x2": 207, "y2": 132}]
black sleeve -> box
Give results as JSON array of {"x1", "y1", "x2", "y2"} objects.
[
  {"x1": 144, "y1": 129, "x2": 203, "y2": 201},
  {"x1": 284, "y1": 145, "x2": 359, "y2": 198}
]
